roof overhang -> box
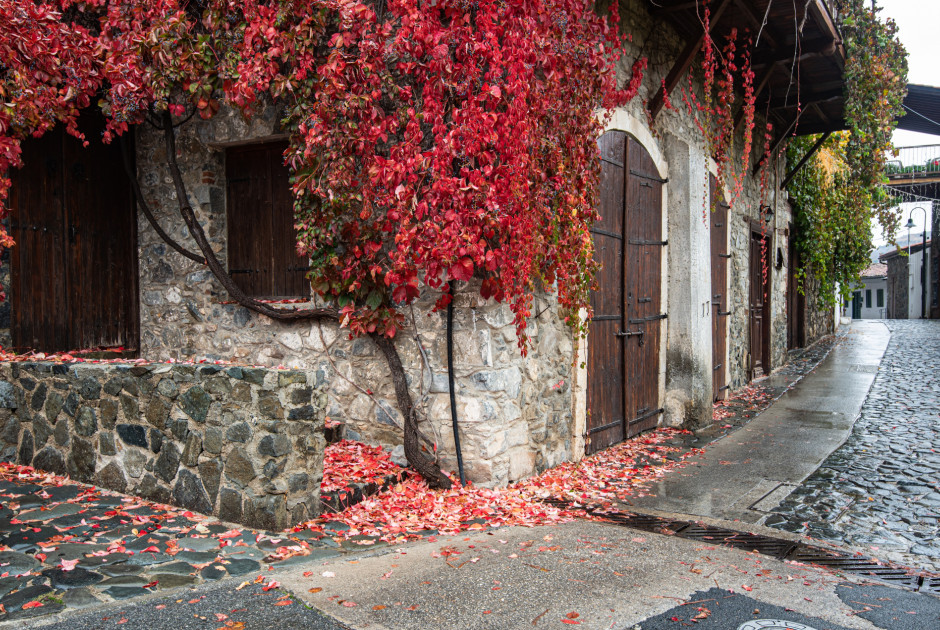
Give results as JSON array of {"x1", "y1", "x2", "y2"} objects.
[
  {"x1": 648, "y1": 0, "x2": 847, "y2": 139},
  {"x1": 896, "y1": 84, "x2": 940, "y2": 136}
]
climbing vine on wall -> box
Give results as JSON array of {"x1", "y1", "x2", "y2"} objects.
[
  {"x1": 787, "y1": 134, "x2": 883, "y2": 304},
  {"x1": 676, "y1": 4, "x2": 763, "y2": 212},
  {"x1": 788, "y1": 0, "x2": 907, "y2": 304},
  {"x1": 0, "y1": 0, "x2": 646, "y2": 347}
]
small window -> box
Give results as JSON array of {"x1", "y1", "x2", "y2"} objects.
[
  {"x1": 226, "y1": 141, "x2": 309, "y2": 298},
  {"x1": 866, "y1": 289, "x2": 872, "y2": 308},
  {"x1": 877, "y1": 288, "x2": 884, "y2": 307}
]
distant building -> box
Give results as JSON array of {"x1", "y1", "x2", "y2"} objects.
[
  {"x1": 843, "y1": 263, "x2": 888, "y2": 319},
  {"x1": 880, "y1": 240, "x2": 933, "y2": 319}
]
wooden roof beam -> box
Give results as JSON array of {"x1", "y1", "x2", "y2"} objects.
[
  {"x1": 780, "y1": 131, "x2": 831, "y2": 189},
  {"x1": 648, "y1": 0, "x2": 733, "y2": 119},
  {"x1": 733, "y1": 62, "x2": 781, "y2": 130},
  {"x1": 750, "y1": 37, "x2": 841, "y2": 69},
  {"x1": 731, "y1": 0, "x2": 780, "y2": 49},
  {"x1": 765, "y1": 88, "x2": 843, "y2": 111}
]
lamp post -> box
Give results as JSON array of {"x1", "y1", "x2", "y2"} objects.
[{"x1": 905, "y1": 207, "x2": 928, "y2": 319}]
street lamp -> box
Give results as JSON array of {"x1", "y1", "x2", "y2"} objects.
[{"x1": 905, "y1": 207, "x2": 928, "y2": 319}]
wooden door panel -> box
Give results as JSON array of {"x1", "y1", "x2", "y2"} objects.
[
  {"x1": 8, "y1": 117, "x2": 138, "y2": 354},
  {"x1": 624, "y1": 137, "x2": 663, "y2": 437},
  {"x1": 587, "y1": 132, "x2": 626, "y2": 454},
  {"x1": 9, "y1": 131, "x2": 68, "y2": 351},
  {"x1": 709, "y1": 176, "x2": 729, "y2": 400},
  {"x1": 588, "y1": 132, "x2": 664, "y2": 451},
  {"x1": 63, "y1": 117, "x2": 139, "y2": 351},
  {"x1": 749, "y1": 230, "x2": 771, "y2": 379}
]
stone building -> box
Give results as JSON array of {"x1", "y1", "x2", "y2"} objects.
[
  {"x1": 2, "y1": 1, "x2": 844, "y2": 495},
  {"x1": 881, "y1": 240, "x2": 933, "y2": 319},
  {"x1": 843, "y1": 263, "x2": 888, "y2": 320}
]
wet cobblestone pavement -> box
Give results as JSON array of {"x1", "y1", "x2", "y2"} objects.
[
  {"x1": 0, "y1": 463, "x2": 359, "y2": 625},
  {"x1": 765, "y1": 320, "x2": 940, "y2": 572}
]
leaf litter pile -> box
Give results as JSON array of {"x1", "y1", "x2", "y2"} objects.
[{"x1": 299, "y1": 428, "x2": 701, "y2": 542}]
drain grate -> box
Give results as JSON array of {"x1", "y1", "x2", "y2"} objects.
[
  {"x1": 679, "y1": 524, "x2": 797, "y2": 558},
  {"x1": 787, "y1": 546, "x2": 923, "y2": 589},
  {"x1": 921, "y1": 577, "x2": 940, "y2": 595},
  {"x1": 558, "y1": 501, "x2": 938, "y2": 597},
  {"x1": 592, "y1": 510, "x2": 689, "y2": 535}
]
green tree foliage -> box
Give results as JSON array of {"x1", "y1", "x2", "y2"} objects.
[{"x1": 787, "y1": 1, "x2": 907, "y2": 304}]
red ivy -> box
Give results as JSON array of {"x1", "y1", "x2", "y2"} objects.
[{"x1": 0, "y1": 0, "x2": 646, "y2": 346}]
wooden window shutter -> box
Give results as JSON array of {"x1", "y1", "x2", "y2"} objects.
[{"x1": 226, "y1": 141, "x2": 309, "y2": 298}]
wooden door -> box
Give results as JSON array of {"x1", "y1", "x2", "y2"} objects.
[
  {"x1": 748, "y1": 229, "x2": 771, "y2": 379},
  {"x1": 623, "y1": 137, "x2": 665, "y2": 437},
  {"x1": 587, "y1": 132, "x2": 627, "y2": 453},
  {"x1": 709, "y1": 176, "x2": 729, "y2": 401},
  {"x1": 8, "y1": 117, "x2": 139, "y2": 353},
  {"x1": 786, "y1": 227, "x2": 805, "y2": 349},
  {"x1": 226, "y1": 141, "x2": 308, "y2": 298},
  {"x1": 586, "y1": 131, "x2": 664, "y2": 454}
]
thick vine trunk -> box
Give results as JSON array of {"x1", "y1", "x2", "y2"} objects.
[
  {"x1": 372, "y1": 334, "x2": 453, "y2": 489},
  {"x1": 152, "y1": 112, "x2": 450, "y2": 488}
]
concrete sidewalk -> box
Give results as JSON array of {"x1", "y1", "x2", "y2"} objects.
[
  {"x1": 277, "y1": 520, "x2": 938, "y2": 630},
  {"x1": 629, "y1": 321, "x2": 891, "y2": 524}
]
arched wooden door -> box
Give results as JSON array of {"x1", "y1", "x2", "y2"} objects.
[
  {"x1": 586, "y1": 131, "x2": 665, "y2": 455},
  {"x1": 709, "y1": 176, "x2": 730, "y2": 401}
]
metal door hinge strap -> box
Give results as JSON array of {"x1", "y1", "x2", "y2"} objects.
[
  {"x1": 718, "y1": 310, "x2": 732, "y2": 316},
  {"x1": 719, "y1": 385, "x2": 730, "y2": 391},
  {"x1": 628, "y1": 407, "x2": 664, "y2": 424},
  {"x1": 629, "y1": 239, "x2": 668, "y2": 246},
  {"x1": 591, "y1": 228, "x2": 624, "y2": 240},
  {"x1": 719, "y1": 253, "x2": 733, "y2": 258},
  {"x1": 587, "y1": 419, "x2": 624, "y2": 435},
  {"x1": 628, "y1": 313, "x2": 668, "y2": 323},
  {"x1": 630, "y1": 169, "x2": 668, "y2": 184},
  {"x1": 601, "y1": 156, "x2": 624, "y2": 168}
]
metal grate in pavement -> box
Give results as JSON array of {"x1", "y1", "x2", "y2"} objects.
[{"x1": 551, "y1": 500, "x2": 937, "y2": 597}]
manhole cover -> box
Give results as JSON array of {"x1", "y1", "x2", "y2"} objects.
[{"x1": 737, "y1": 622, "x2": 819, "y2": 630}]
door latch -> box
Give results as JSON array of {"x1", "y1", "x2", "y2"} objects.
[{"x1": 615, "y1": 329, "x2": 645, "y2": 346}]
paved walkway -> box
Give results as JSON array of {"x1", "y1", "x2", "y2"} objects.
[
  {"x1": 766, "y1": 320, "x2": 940, "y2": 572},
  {"x1": 630, "y1": 321, "x2": 891, "y2": 524}
]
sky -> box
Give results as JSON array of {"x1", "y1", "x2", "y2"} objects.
[{"x1": 871, "y1": 0, "x2": 940, "y2": 243}]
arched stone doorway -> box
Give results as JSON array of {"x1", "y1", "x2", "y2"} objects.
[{"x1": 586, "y1": 131, "x2": 666, "y2": 454}]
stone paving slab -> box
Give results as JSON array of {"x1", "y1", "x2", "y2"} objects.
[{"x1": 0, "y1": 465, "x2": 351, "y2": 625}]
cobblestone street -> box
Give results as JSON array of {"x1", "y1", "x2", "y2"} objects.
[{"x1": 766, "y1": 320, "x2": 940, "y2": 572}]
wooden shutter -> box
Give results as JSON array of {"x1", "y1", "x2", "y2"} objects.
[
  {"x1": 226, "y1": 142, "x2": 308, "y2": 298},
  {"x1": 8, "y1": 115, "x2": 139, "y2": 354}
]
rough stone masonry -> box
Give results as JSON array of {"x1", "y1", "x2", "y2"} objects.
[{"x1": 0, "y1": 361, "x2": 327, "y2": 530}]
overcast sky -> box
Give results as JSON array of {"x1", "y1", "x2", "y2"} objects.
[{"x1": 870, "y1": 1, "x2": 939, "y2": 242}]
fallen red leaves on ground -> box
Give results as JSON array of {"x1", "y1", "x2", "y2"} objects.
[
  {"x1": 321, "y1": 440, "x2": 403, "y2": 493},
  {"x1": 713, "y1": 384, "x2": 773, "y2": 422},
  {"x1": 302, "y1": 428, "x2": 700, "y2": 542}
]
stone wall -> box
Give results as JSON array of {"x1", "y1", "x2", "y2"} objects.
[
  {"x1": 803, "y1": 263, "x2": 836, "y2": 344},
  {"x1": 885, "y1": 255, "x2": 909, "y2": 319},
  {"x1": 0, "y1": 362, "x2": 326, "y2": 530},
  {"x1": 131, "y1": 104, "x2": 577, "y2": 488},
  {"x1": 613, "y1": 0, "x2": 793, "y2": 398}
]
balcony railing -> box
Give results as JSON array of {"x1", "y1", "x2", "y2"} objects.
[{"x1": 885, "y1": 145, "x2": 940, "y2": 179}]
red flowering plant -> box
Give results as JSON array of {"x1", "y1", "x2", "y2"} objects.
[{"x1": 0, "y1": 0, "x2": 646, "y2": 486}]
